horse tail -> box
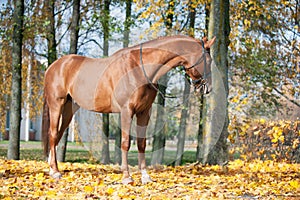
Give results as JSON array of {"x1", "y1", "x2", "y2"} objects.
[{"x1": 42, "y1": 96, "x2": 50, "y2": 159}]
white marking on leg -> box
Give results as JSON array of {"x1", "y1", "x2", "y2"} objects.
[{"x1": 141, "y1": 169, "x2": 152, "y2": 184}]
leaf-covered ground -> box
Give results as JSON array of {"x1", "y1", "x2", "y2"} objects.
[{"x1": 0, "y1": 159, "x2": 299, "y2": 199}]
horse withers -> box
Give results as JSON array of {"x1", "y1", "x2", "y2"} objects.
[{"x1": 42, "y1": 35, "x2": 216, "y2": 184}]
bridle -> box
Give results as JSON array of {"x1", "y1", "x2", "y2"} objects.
[
  {"x1": 139, "y1": 40, "x2": 211, "y2": 97},
  {"x1": 184, "y1": 40, "x2": 211, "y2": 92}
]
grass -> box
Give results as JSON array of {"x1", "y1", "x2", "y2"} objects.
[{"x1": 0, "y1": 141, "x2": 197, "y2": 166}]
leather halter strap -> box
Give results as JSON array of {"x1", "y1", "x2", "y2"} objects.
[
  {"x1": 139, "y1": 40, "x2": 210, "y2": 97},
  {"x1": 185, "y1": 40, "x2": 211, "y2": 86},
  {"x1": 139, "y1": 43, "x2": 166, "y2": 98}
]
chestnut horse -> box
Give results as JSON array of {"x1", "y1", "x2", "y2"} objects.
[{"x1": 42, "y1": 35, "x2": 216, "y2": 184}]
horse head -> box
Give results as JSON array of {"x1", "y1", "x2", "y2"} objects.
[{"x1": 184, "y1": 36, "x2": 216, "y2": 94}]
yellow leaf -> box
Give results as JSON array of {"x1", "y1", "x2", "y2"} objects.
[
  {"x1": 271, "y1": 138, "x2": 278, "y2": 143},
  {"x1": 290, "y1": 180, "x2": 299, "y2": 189},
  {"x1": 84, "y1": 185, "x2": 93, "y2": 193},
  {"x1": 106, "y1": 187, "x2": 114, "y2": 195},
  {"x1": 278, "y1": 135, "x2": 284, "y2": 143},
  {"x1": 259, "y1": 118, "x2": 266, "y2": 124},
  {"x1": 46, "y1": 190, "x2": 56, "y2": 198}
]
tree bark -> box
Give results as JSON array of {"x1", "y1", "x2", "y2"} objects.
[
  {"x1": 202, "y1": 0, "x2": 230, "y2": 165},
  {"x1": 114, "y1": 115, "x2": 122, "y2": 164},
  {"x1": 151, "y1": 80, "x2": 168, "y2": 165},
  {"x1": 196, "y1": 97, "x2": 204, "y2": 162},
  {"x1": 57, "y1": 0, "x2": 80, "y2": 163},
  {"x1": 100, "y1": 0, "x2": 111, "y2": 164},
  {"x1": 69, "y1": 0, "x2": 80, "y2": 54},
  {"x1": 175, "y1": 81, "x2": 190, "y2": 166},
  {"x1": 123, "y1": 0, "x2": 132, "y2": 48},
  {"x1": 7, "y1": 0, "x2": 24, "y2": 160},
  {"x1": 46, "y1": 0, "x2": 57, "y2": 66},
  {"x1": 175, "y1": 2, "x2": 195, "y2": 166},
  {"x1": 196, "y1": 2, "x2": 209, "y2": 162}
]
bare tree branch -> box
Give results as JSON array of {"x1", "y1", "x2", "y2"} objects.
[{"x1": 274, "y1": 87, "x2": 300, "y2": 108}]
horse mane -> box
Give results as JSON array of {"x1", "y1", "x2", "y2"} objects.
[
  {"x1": 138, "y1": 35, "x2": 200, "y2": 46},
  {"x1": 113, "y1": 35, "x2": 201, "y2": 56}
]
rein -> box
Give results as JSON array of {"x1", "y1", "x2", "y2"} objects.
[{"x1": 139, "y1": 40, "x2": 209, "y2": 98}]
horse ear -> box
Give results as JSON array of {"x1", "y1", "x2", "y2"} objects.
[{"x1": 204, "y1": 36, "x2": 216, "y2": 49}]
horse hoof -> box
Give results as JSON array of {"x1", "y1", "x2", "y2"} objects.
[
  {"x1": 122, "y1": 177, "x2": 134, "y2": 185},
  {"x1": 141, "y1": 175, "x2": 153, "y2": 184},
  {"x1": 50, "y1": 172, "x2": 62, "y2": 179}
]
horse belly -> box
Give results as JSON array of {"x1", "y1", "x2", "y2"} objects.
[{"x1": 93, "y1": 80, "x2": 120, "y2": 113}]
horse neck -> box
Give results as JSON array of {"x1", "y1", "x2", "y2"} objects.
[{"x1": 141, "y1": 37, "x2": 199, "y2": 83}]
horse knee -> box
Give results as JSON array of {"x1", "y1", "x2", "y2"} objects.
[
  {"x1": 121, "y1": 139, "x2": 131, "y2": 151},
  {"x1": 137, "y1": 138, "x2": 146, "y2": 152}
]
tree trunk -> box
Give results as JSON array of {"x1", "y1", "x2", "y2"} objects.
[
  {"x1": 175, "y1": 81, "x2": 190, "y2": 166},
  {"x1": 57, "y1": 0, "x2": 80, "y2": 162},
  {"x1": 114, "y1": 0, "x2": 132, "y2": 165},
  {"x1": 196, "y1": 2, "x2": 209, "y2": 162},
  {"x1": 7, "y1": 0, "x2": 24, "y2": 160},
  {"x1": 100, "y1": 0, "x2": 111, "y2": 164},
  {"x1": 46, "y1": 0, "x2": 57, "y2": 66},
  {"x1": 202, "y1": 0, "x2": 230, "y2": 165},
  {"x1": 196, "y1": 97, "x2": 204, "y2": 162},
  {"x1": 123, "y1": 0, "x2": 132, "y2": 48},
  {"x1": 151, "y1": 79, "x2": 168, "y2": 166},
  {"x1": 175, "y1": 2, "x2": 195, "y2": 166},
  {"x1": 151, "y1": 0, "x2": 175, "y2": 166},
  {"x1": 101, "y1": 113, "x2": 110, "y2": 164},
  {"x1": 69, "y1": 0, "x2": 80, "y2": 54},
  {"x1": 114, "y1": 115, "x2": 122, "y2": 164}
]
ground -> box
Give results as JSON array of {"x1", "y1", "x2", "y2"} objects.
[{"x1": 0, "y1": 141, "x2": 299, "y2": 199}]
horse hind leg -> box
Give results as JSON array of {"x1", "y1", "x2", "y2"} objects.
[
  {"x1": 48, "y1": 96, "x2": 79, "y2": 179},
  {"x1": 47, "y1": 97, "x2": 65, "y2": 179}
]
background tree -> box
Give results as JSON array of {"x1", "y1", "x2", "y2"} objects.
[
  {"x1": 175, "y1": 0, "x2": 195, "y2": 166},
  {"x1": 0, "y1": 3, "x2": 13, "y2": 136},
  {"x1": 202, "y1": 0, "x2": 230, "y2": 164},
  {"x1": 57, "y1": 0, "x2": 81, "y2": 162},
  {"x1": 229, "y1": 0, "x2": 299, "y2": 119},
  {"x1": 7, "y1": 0, "x2": 25, "y2": 160},
  {"x1": 196, "y1": 2, "x2": 210, "y2": 163},
  {"x1": 151, "y1": 0, "x2": 175, "y2": 166},
  {"x1": 45, "y1": 0, "x2": 57, "y2": 66},
  {"x1": 114, "y1": 0, "x2": 133, "y2": 165},
  {"x1": 100, "y1": 0, "x2": 111, "y2": 164}
]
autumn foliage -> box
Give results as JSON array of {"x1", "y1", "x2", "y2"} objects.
[
  {"x1": 0, "y1": 159, "x2": 299, "y2": 199},
  {"x1": 229, "y1": 119, "x2": 300, "y2": 163}
]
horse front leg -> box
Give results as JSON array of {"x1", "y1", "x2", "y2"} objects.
[
  {"x1": 136, "y1": 110, "x2": 152, "y2": 184},
  {"x1": 120, "y1": 109, "x2": 133, "y2": 184}
]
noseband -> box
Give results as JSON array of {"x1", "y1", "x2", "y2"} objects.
[{"x1": 139, "y1": 40, "x2": 210, "y2": 97}]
